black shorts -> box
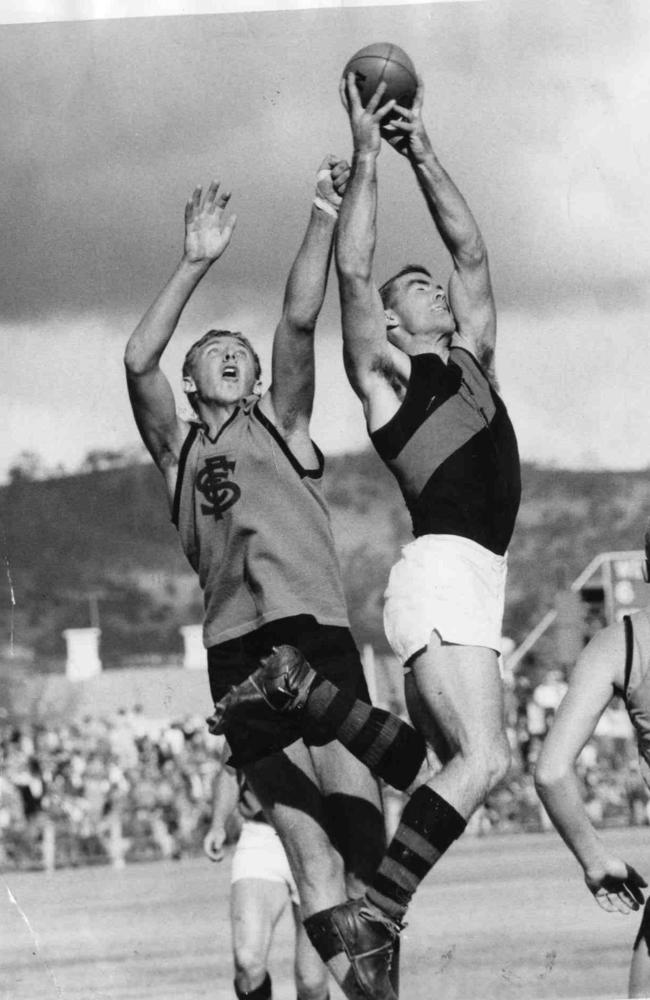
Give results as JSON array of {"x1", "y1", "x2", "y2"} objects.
[{"x1": 207, "y1": 615, "x2": 370, "y2": 767}]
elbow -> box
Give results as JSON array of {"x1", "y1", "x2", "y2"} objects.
[
  {"x1": 534, "y1": 758, "x2": 568, "y2": 798},
  {"x1": 123, "y1": 338, "x2": 141, "y2": 374},
  {"x1": 123, "y1": 346, "x2": 139, "y2": 375},
  {"x1": 336, "y1": 256, "x2": 374, "y2": 289},
  {"x1": 335, "y1": 237, "x2": 374, "y2": 286},
  {"x1": 124, "y1": 343, "x2": 155, "y2": 378},
  {"x1": 282, "y1": 308, "x2": 316, "y2": 339},
  {"x1": 459, "y1": 234, "x2": 488, "y2": 270}
]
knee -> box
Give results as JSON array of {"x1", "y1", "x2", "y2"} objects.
[
  {"x1": 483, "y1": 734, "x2": 511, "y2": 791},
  {"x1": 291, "y1": 842, "x2": 345, "y2": 896},
  {"x1": 233, "y1": 944, "x2": 267, "y2": 985},
  {"x1": 467, "y1": 733, "x2": 511, "y2": 795},
  {"x1": 296, "y1": 968, "x2": 330, "y2": 1000}
]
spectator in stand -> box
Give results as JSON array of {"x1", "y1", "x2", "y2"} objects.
[{"x1": 2, "y1": 688, "x2": 646, "y2": 877}]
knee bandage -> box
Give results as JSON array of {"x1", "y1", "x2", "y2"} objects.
[{"x1": 302, "y1": 908, "x2": 344, "y2": 963}]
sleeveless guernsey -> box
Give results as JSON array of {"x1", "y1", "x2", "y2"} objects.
[
  {"x1": 371, "y1": 347, "x2": 521, "y2": 556},
  {"x1": 172, "y1": 397, "x2": 349, "y2": 647},
  {"x1": 623, "y1": 606, "x2": 650, "y2": 772}
]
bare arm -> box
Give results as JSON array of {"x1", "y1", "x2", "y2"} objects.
[
  {"x1": 386, "y1": 79, "x2": 496, "y2": 377},
  {"x1": 535, "y1": 624, "x2": 646, "y2": 913},
  {"x1": 124, "y1": 182, "x2": 236, "y2": 501},
  {"x1": 263, "y1": 157, "x2": 347, "y2": 445},
  {"x1": 336, "y1": 75, "x2": 411, "y2": 431},
  {"x1": 203, "y1": 760, "x2": 239, "y2": 862}
]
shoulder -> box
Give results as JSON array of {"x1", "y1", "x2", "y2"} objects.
[
  {"x1": 450, "y1": 336, "x2": 498, "y2": 389},
  {"x1": 255, "y1": 391, "x2": 323, "y2": 475},
  {"x1": 578, "y1": 622, "x2": 626, "y2": 692},
  {"x1": 170, "y1": 419, "x2": 201, "y2": 461},
  {"x1": 148, "y1": 417, "x2": 196, "y2": 476}
]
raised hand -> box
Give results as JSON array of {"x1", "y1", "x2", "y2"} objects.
[
  {"x1": 315, "y1": 154, "x2": 351, "y2": 212},
  {"x1": 331, "y1": 157, "x2": 351, "y2": 200},
  {"x1": 381, "y1": 75, "x2": 431, "y2": 162},
  {"x1": 339, "y1": 73, "x2": 396, "y2": 157},
  {"x1": 184, "y1": 181, "x2": 237, "y2": 264},
  {"x1": 585, "y1": 859, "x2": 647, "y2": 914}
]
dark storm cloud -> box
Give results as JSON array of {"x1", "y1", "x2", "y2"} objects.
[{"x1": 1, "y1": 3, "x2": 649, "y2": 328}]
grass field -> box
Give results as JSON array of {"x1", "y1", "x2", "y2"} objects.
[{"x1": 2, "y1": 827, "x2": 649, "y2": 1000}]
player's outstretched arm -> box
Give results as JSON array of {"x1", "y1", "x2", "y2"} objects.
[
  {"x1": 203, "y1": 760, "x2": 239, "y2": 863},
  {"x1": 124, "y1": 182, "x2": 236, "y2": 492},
  {"x1": 385, "y1": 78, "x2": 496, "y2": 377},
  {"x1": 266, "y1": 156, "x2": 348, "y2": 436},
  {"x1": 535, "y1": 625, "x2": 646, "y2": 914},
  {"x1": 336, "y1": 74, "x2": 409, "y2": 432}
]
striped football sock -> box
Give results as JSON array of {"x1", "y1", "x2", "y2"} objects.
[
  {"x1": 367, "y1": 785, "x2": 467, "y2": 921},
  {"x1": 305, "y1": 677, "x2": 426, "y2": 791}
]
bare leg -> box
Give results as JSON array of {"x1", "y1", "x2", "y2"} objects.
[
  {"x1": 231, "y1": 878, "x2": 287, "y2": 996},
  {"x1": 366, "y1": 636, "x2": 510, "y2": 920},
  {"x1": 406, "y1": 635, "x2": 510, "y2": 816},
  {"x1": 292, "y1": 902, "x2": 330, "y2": 1000},
  {"x1": 308, "y1": 740, "x2": 385, "y2": 896},
  {"x1": 243, "y1": 740, "x2": 366, "y2": 996}
]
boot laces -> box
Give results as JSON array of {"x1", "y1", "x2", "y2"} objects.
[{"x1": 358, "y1": 905, "x2": 405, "y2": 937}]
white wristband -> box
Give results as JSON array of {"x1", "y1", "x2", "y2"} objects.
[{"x1": 313, "y1": 195, "x2": 339, "y2": 218}]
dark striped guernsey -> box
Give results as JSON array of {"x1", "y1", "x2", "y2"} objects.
[{"x1": 371, "y1": 346, "x2": 521, "y2": 556}]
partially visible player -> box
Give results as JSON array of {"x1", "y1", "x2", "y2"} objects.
[
  {"x1": 536, "y1": 538, "x2": 650, "y2": 998},
  {"x1": 204, "y1": 758, "x2": 329, "y2": 1000}
]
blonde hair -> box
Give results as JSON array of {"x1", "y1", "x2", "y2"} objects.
[{"x1": 182, "y1": 330, "x2": 262, "y2": 413}]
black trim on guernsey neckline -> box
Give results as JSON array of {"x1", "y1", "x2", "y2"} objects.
[
  {"x1": 252, "y1": 401, "x2": 324, "y2": 479},
  {"x1": 623, "y1": 614, "x2": 634, "y2": 701},
  {"x1": 199, "y1": 405, "x2": 241, "y2": 445},
  {"x1": 171, "y1": 422, "x2": 199, "y2": 527}
]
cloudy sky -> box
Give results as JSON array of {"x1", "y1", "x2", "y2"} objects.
[{"x1": 3, "y1": 0, "x2": 650, "y2": 480}]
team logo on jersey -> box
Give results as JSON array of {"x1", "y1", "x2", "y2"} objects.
[{"x1": 196, "y1": 456, "x2": 241, "y2": 520}]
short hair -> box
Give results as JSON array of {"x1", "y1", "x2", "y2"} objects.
[
  {"x1": 378, "y1": 265, "x2": 432, "y2": 310},
  {"x1": 182, "y1": 330, "x2": 262, "y2": 413}
]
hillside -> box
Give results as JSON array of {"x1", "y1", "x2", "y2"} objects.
[{"x1": 2, "y1": 453, "x2": 650, "y2": 667}]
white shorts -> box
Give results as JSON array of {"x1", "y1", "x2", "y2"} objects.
[
  {"x1": 231, "y1": 819, "x2": 300, "y2": 906},
  {"x1": 383, "y1": 534, "x2": 507, "y2": 666}
]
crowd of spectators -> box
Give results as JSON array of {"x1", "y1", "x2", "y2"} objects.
[
  {"x1": 0, "y1": 706, "x2": 220, "y2": 871},
  {"x1": 2, "y1": 670, "x2": 648, "y2": 872}
]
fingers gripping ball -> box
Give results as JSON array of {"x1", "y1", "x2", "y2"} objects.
[{"x1": 343, "y1": 43, "x2": 417, "y2": 113}]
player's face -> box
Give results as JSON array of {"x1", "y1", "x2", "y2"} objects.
[
  {"x1": 390, "y1": 274, "x2": 455, "y2": 340},
  {"x1": 190, "y1": 336, "x2": 259, "y2": 405}
]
